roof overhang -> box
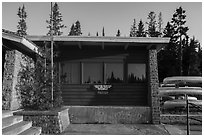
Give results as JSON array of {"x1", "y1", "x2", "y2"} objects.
[
  {"x1": 26, "y1": 35, "x2": 170, "y2": 51},
  {"x1": 2, "y1": 31, "x2": 41, "y2": 56}
]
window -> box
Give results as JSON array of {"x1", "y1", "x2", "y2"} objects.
[
  {"x1": 83, "y1": 63, "x2": 103, "y2": 84},
  {"x1": 105, "y1": 63, "x2": 124, "y2": 83},
  {"x1": 61, "y1": 62, "x2": 80, "y2": 84},
  {"x1": 61, "y1": 61, "x2": 147, "y2": 84},
  {"x1": 128, "y1": 64, "x2": 146, "y2": 83}
]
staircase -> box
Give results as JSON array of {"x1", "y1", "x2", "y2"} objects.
[{"x1": 2, "y1": 110, "x2": 42, "y2": 135}]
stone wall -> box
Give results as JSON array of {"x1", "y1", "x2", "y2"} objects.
[
  {"x1": 2, "y1": 50, "x2": 33, "y2": 110},
  {"x1": 148, "y1": 49, "x2": 160, "y2": 124},
  {"x1": 14, "y1": 107, "x2": 70, "y2": 135},
  {"x1": 2, "y1": 50, "x2": 16, "y2": 110},
  {"x1": 68, "y1": 106, "x2": 151, "y2": 124}
]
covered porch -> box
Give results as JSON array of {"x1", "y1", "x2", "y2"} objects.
[{"x1": 27, "y1": 36, "x2": 170, "y2": 124}]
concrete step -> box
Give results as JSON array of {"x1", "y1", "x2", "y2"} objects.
[
  {"x1": 2, "y1": 121, "x2": 32, "y2": 135},
  {"x1": 2, "y1": 110, "x2": 13, "y2": 118},
  {"x1": 19, "y1": 127, "x2": 42, "y2": 135},
  {"x1": 2, "y1": 115, "x2": 23, "y2": 129}
]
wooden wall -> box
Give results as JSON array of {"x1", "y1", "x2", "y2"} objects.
[
  {"x1": 59, "y1": 45, "x2": 149, "y2": 106},
  {"x1": 61, "y1": 83, "x2": 148, "y2": 106}
]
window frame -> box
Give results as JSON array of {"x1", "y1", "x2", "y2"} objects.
[
  {"x1": 127, "y1": 63, "x2": 147, "y2": 83},
  {"x1": 60, "y1": 60, "x2": 147, "y2": 85},
  {"x1": 82, "y1": 62, "x2": 104, "y2": 84},
  {"x1": 104, "y1": 62, "x2": 124, "y2": 84}
]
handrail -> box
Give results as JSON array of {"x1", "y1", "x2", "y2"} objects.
[{"x1": 185, "y1": 94, "x2": 202, "y2": 135}]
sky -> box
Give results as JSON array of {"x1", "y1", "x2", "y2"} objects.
[{"x1": 2, "y1": 2, "x2": 202, "y2": 44}]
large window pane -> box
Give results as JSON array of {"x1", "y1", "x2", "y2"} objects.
[
  {"x1": 128, "y1": 64, "x2": 146, "y2": 83},
  {"x1": 105, "y1": 63, "x2": 123, "y2": 83},
  {"x1": 83, "y1": 63, "x2": 103, "y2": 84},
  {"x1": 61, "y1": 62, "x2": 80, "y2": 84}
]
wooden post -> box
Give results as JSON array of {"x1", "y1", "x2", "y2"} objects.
[
  {"x1": 51, "y1": 2, "x2": 54, "y2": 103},
  {"x1": 186, "y1": 94, "x2": 190, "y2": 135}
]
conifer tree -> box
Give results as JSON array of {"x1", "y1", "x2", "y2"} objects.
[
  {"x1": 116, "y1": 29, "x2": 121, "y2": 37},
  {"x1": 183, "y1": 37, "x2": 201, "y2": 76},
  {"x1": 130, "y1": 19, "x2": 137, "y2": 37},
  {"x1": 137, "y1": 20, "x2": 146, "y2": 37},
  {"x1": 171, "y1": 6, "x2": 189, "y2": 75},
  {"x1": 68, "y1": 21, "x2": 82, "y2": 36},
  {"x1": 69, "y1": 24, "x2": 75, "y2": 36},
  {"x1": 146, "y1": 11, "x2": 160, "y2": 37},
  {"x1": 96, "y1": 32, "x2": 99, "y2": 36},
  {"x1": 74, "y1": 20, "x2": 82, "y2": 35},
  {"x1": 46, "y1": 2, "x2": 66, "y2": 36},
  {"x1": 158, "y1": 12, "x2": 163, "y2": 37},
  {"x1": 158, "y1": 22, "x2": 179, "y2": 81},
  {"x1": 102, "y1": 27, "x2": 105, "y2": 36},
  {"x1": 17, "y1": 4, "x2": 27, "y2": 36}
]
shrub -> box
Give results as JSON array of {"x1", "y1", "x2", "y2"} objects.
[{"x1": 17, "y1": 47, "x2": 63, "y2": 110}]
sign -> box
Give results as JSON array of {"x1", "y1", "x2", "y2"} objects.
[{"x1": 93, "y1": 85, "x2": 112, "y2": 95}]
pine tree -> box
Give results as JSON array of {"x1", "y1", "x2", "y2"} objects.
[
  {"x1": 46, "y1": 2, "x2": 66, "y2": 36},
  {"x1": 102, "y1": 27, "x2": 105, "y2": 36},
  {"x1": 158, "y1": 22, "x2": 180, "y2": 82},
  {"x1": 74, "y1": 20, "x2": 82, "y2": 35},
  {"x1": 171, "y1": 6, "x2": 189, "y2": 75},
  {"x1": 183, "y1": 37, "x2": 201, "y2": 76},
  {"x1": 17, "y1": 4, "x2": 27, "y2": 36},
  {"x1": 116, "y1": 29, "x2": 121, "y2": 37},
  {"x1": 130, "y1": 19, "x2": 137, "y2": 37},
  {"x1": 158, "y1": 12, "x2": 163, "y2": 37},
  {"x1": 146, "y1": 11, "x2": 160, "y2": 37},
  {"x1": 96, "y1": 32, "x2": 99, "y2": 36},
  {"x1": 197, "y1": 44, "x2": 202, "y2": 75},
  {"x1": 137, "y1": 19, "x2": 146, "y2": 37},
  {"x1": 69, "y1": 24, "x2": 75, "y2": 36},
  {"x1": 68, "y1": 21, "x2": 82, "y2": 36},
  {"x1": 17, "y1": 47, "x2": 62, "y2": 110}
]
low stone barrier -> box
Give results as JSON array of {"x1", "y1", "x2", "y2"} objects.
[
  {"x1": 68, "y1": 106, "x2": 151, "y2": 124},
  {"x1": 13, "y1": 107, "x2": 70, "y2": 135},
  {"x1": 161, "y1": 114, "x2": 202, "y2": 125}
]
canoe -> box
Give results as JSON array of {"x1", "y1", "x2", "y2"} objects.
[
  {"x1": 159, "y1": 87, "x2": 202, "y2": 96},
  {"x1": 163, "y1": 99, "x2": 202, "y2": 109},
  {"x1": 163, "y1": 76, "x2": 202, "y2": 84}
]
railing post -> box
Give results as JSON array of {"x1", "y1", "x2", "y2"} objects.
[{"x1": 185, "y1": 94, "x2": 190, "y2": 135}]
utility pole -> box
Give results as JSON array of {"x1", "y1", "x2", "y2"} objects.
[{"x1": 51, "y1": 2, "x2": 54, "y2": 104}]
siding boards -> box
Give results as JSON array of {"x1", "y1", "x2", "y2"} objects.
[
  {"x1": 61, "y1": 83, "x2": 148, "y2": 106},
  {"x1": 59, "y1": 46, "x2": 148, "y2": 106}
]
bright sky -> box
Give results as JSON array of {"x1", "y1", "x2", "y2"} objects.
[{"x1": 2, "y1": 2, "x2": 202, "y2": 44}]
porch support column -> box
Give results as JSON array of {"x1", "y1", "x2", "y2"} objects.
[
  {"x1": 2, "y1": 50, "x2": 21, "y2": 110},
  {"x1": 148, "y1": 49, "x2": 160, "y2": 124}
]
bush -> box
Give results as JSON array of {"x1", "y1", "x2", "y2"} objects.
[{"x1": 17, "y1": 48, "x2": 63, "y2": 110}]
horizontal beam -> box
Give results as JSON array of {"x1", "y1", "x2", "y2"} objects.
[{"x1": 26, "y1": 35, "x2": 170, "y2": 44}]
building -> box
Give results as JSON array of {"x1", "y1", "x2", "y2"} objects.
[
  {"x1": 2, "y1": 30, "x2": 170, "y2": 124},
  {"x1": 27, "y1": 35, "x2": 170, "y2": 124}
]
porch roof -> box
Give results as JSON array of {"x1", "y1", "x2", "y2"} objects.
[
  {"x1": 26, "y1": 35, "x2": 170, "y2": 51},
  {"x1": 2, "y1": 30, "x2": 41, "y2": 56}
]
